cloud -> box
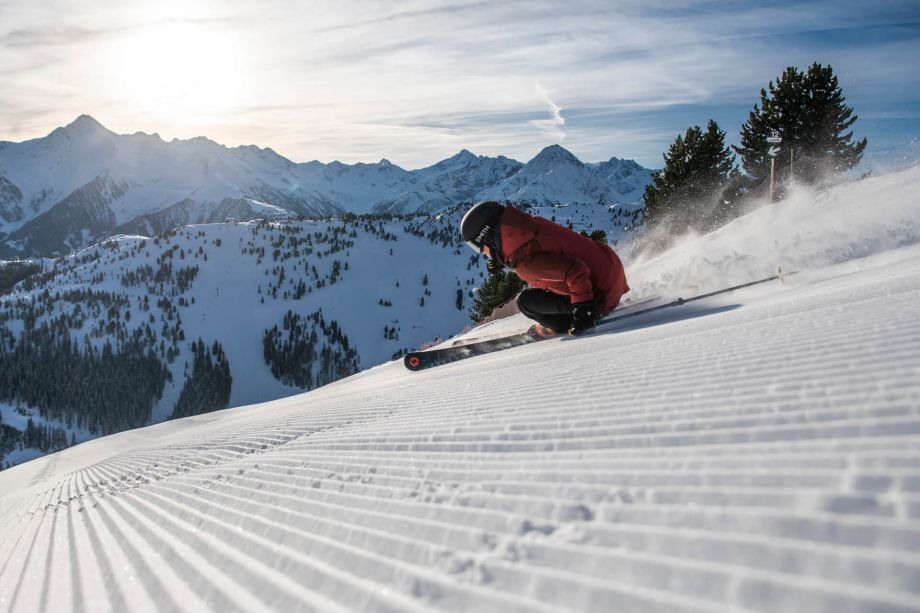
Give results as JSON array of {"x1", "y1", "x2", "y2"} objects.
[
  {"x1": 310, "y1": 0, "x2": 500, "y2": 35},
  {"x1": 0, "y1": 10, "x2": 241, "y2": 49},
  {"x1": 1, "y1": 25, "x2": 114, "y2": 48},
  {"x1": 531, "y1": 83, "x2": 566, "y2": 141}
]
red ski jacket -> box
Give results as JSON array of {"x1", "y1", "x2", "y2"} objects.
[{"x1": 499, "y1": 206, "x2": 629, "y2": 313}]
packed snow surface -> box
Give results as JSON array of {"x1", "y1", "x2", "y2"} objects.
[{"x1": 2, "y1": 168, "x2": 920, "y2": 611}]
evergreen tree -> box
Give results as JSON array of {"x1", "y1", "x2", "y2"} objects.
[
  {"x1": 0, "y1": 262, "x2": 41, "y2": 295},
  {"x1": 262, "y1": 310, "x2": 359, "y2": 390},
  {"x1": 642, "y1": 120, "x2": 740, "y2": 232},
  {"x1": 469, "y1": 271, "x2": 525, "y2": 323},
  {"x1": 734, "y1": 63, "x2": 867, "y2": 186},
  {"x1": 170, "y1": 339, "x2": 232, "y2": 420},
  {"x1": 579, "y1": 230, "x2": 608, "y2": 244}
]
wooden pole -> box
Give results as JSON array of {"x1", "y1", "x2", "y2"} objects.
[{"x1": 769, "y1": 156, "x2": 775, "y2": 202}]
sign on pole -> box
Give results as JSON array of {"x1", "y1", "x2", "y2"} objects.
[{"x1": 767, "y1": 131, "x2": 782, "y2": 202}]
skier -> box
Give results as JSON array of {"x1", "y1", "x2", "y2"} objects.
[{"x1": 461, "y1": 201, "x2": 629, "y2": 336}]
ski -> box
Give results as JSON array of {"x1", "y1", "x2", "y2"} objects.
[
  {"x1": 446, "y1": 294, "x2": 662, "y2": 350},
  {"x1": 405, "y1": 294, "x2": 665, "y2": 370},
  {"x1": 404, "y1": 324, "x2": 556, "y2": 371},
  {"x1": 403, "y1": 269, "x2": 796, "y2": 371}
]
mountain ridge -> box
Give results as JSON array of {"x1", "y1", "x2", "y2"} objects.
[{"x1": 0, "y1": 115, "x2": 654, "y2": 257}]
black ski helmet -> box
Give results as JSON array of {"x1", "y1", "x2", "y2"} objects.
[{"x1": 461, "y1": 201, "x2": 505, "y2": 257}]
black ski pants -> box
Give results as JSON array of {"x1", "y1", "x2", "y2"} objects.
[{"x1": 516, "y1": 288, "x2": 574, "y2": 332}]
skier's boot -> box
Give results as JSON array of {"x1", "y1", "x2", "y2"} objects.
[{"x1": 532, "y1": 323, "x2": 557, "y2": 338}]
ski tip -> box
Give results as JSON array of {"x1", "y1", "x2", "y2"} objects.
[{"x1": 404, "y1": 354, "x2": 423, "y2": 371}]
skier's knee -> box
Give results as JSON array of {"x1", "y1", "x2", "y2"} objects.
[{"x1": 515, "y1": 289, "x2": 533, "y2": 315}]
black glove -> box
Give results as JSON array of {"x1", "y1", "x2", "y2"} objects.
[
  {"x1": 568, "y1": 301, "x2": 598, "y2": 336},
  {"x1": 487, "y1": 258, "x2": 504, "y2": 275}
]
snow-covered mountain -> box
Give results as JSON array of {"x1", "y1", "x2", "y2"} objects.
[
  {"x1": 0, "y1": 116, "x2": 652, "y2": 257},
  {"x1": 370, "y1": 150, "x2": 524, "y2": 214},
  {"x1": 1, "y1": 166, "x2": 918, "y2": 611},
  {"x1": 0, "y1": 213, "x2": 464, "y2": 467},
  {"x1": 478, "y1": 144, "x2": 652, "y2": 206}
]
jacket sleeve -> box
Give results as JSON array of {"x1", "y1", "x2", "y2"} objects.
[{"x1": 516, "y1": 253, "x2": 594, "y2": 304}]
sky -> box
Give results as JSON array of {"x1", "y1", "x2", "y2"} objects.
[{"x1": 0, "y1": 0, "x2": 918, "y2": 170}]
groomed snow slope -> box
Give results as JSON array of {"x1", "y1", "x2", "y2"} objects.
[{"x1": 1, "y1": 169, "x2": 920, "y2": 612}]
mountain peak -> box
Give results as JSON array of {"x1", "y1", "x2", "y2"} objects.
[
  {"x1": 434, "y1": 149, "x2": 478, "y2": 168},
  {"x1": 63, "y1": 115, "x2": 111, "y2": 136},
  {"x1": 377, "y1": 158, "x2": 406, "y2": 172},
  {"x1": 46, "y1": 114, "x2": 113, "y2": 143},
  {"x1": 529, "y1": 144, "x2": 582, "y2": 167}
]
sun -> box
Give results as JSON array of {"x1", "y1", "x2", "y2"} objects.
[{"x1": 111, "y1": 23, "x2": 242, "y2": 122}]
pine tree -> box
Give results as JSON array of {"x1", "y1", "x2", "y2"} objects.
[
  {"x1": 469, "y1": 271, "x2": 525, "y2": 323},
  {"x1": 579, "y1": 230, "x2": 608, "y2": 244},
  {"x1": 734, "y1": 63, "x2": 867, "y2": 186},
  {"x1": 642, "y1": 120, "x2": 740, "y2": 232}
]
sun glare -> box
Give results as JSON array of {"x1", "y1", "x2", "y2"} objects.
[{"x1": 111, "y1": 23, "x2": 242, "y2": 122}]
